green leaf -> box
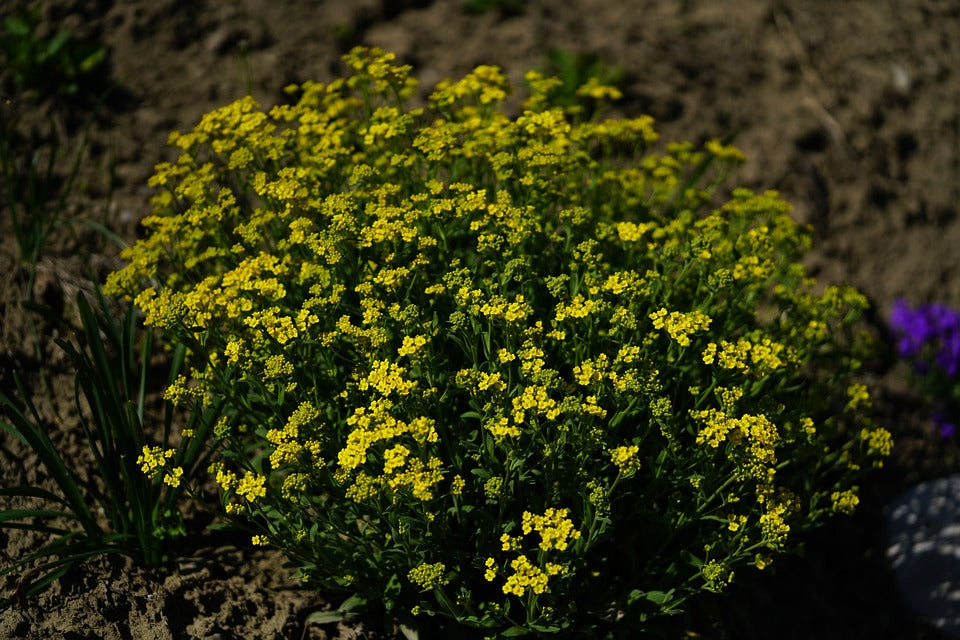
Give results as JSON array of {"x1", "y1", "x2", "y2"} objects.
[
  {"x1": 383, "y1": 572, "x2": 402, "y2": 611},
  {"x1": 627, "y1": 588, "x2": 676, "y2": 608},
  {"x1": 0, "y1": 508, "x2": 78, "y2": 524},
  {"x1": 398, "y1": 624, "x2": 419, "y2": 640},
  {"x1": 43, "y1": 30, "x2": 70, "y2": 61},
  {"x1": 0, "y1": 562, "x2": 71, "y2": 610},
  {"x1": 77, "y1": 44, "x2": 106, "y2": 73},
  {"x1": 0, "y1": 484, "x2": 71, "y2": 506},
  {"x1": 3, "y1": 16, "x2": 31, "y2": 38},
  {"x1": 680, "y1": 549, "x2": 702, "y2": 568},
  {"x1": 303, "y1": 610, "x2": 352, "y2": 625},
  {"x1": 304, "y1": 594, "x2": 367, "y2": 625},
  {"x1": 645, "y1": 590, "x2": 675, "y2": 606},
  {"x1": 502, "y1": 626, "x2": 531, "y2": 637},
  {"x1": 0, "y1": 384, "x2": 100, "y2": 535}
]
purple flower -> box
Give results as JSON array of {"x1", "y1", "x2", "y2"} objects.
[
  {"x1": 890, "y1": 299, "x2": 960, "y2": 376},
  {"x1": 890, "y1": 299, "x2": 933, "y2": 359},
  {"x1": 933, "y1": 411, "x2": 957, "y2": 439}
]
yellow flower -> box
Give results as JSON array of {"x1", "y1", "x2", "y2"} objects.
[
  {"x1": 727, "y1": 514, "x2": 747, "y2": 532},
  {"x1": 831, "y1": 488, "x2": 860, "y2": 515},
  {"x1": 236, "y1": 472, "x2": 266, "y2": 502},
  {"x1": 846, "y1": 383, "x2": 871, "y2": 410},
  {"x1": 860, "y1": 426, "x2": 893, "y2": 456},
  {"x1": 502, "y1": 554, "x2": 550, "y2": 597},
  {"x1": 609, "y1": 445, "x2": 641, "y2": 476},
  {"x1": 408, "y1": 562, "x2": 448, "y2": 590},
  {"x1": 163, "y1": 466, "x2": 184, "y2": 488},
  {"x1": 486, "y1": 416, "x2": 520, "y2": 439},
  {"x1": 358, "y1": 360, "x2": 417, "y2": 396},
  {"x1": 649, "y1": 308, "x2": 712, "y2": 346},
  {"x1": 702, "y1": 560, "x2": 733, "y2": 592},
  {"x1": 521, "y1": 508, "x2": 581, "y2": 552},
  {"x1": 615, "y1": 221, "x2": 654, "y2": 242},
  {"x1": 484, "y1": 557, "x2": 497, "y2": 581},
  {"x1": 397, "y1": 334, "x2": 428, "y2": 357},
  {"x1": 137, "y1": 446, "x2": 175, "y2": 474},
  {"x1": 575, "y1": 77, "x2": 622, "y2": 101},
  {"x1": 705, "y1": 138, "x2": 746, "y2": 162}
]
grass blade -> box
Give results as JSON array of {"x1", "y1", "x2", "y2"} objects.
[
  {"x1": 0, "y1": 508, "x2": 79, "y2": 524},
  {"x1": 0, "y1": 485, "x2": 72, "y2": 507},
  {"x1": 0, "y1": 384, "x2": 100, "y2": 535}
]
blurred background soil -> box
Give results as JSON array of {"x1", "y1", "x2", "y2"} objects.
[{"x1": 0, "y1": 0, "x2": 958, "y2": 638}]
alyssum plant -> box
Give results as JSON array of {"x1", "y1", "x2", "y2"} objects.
[{"x1": 105, "y1": 47, "x2": 891, "y2": 637}]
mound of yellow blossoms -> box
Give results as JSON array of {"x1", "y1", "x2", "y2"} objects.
[{"x1": 107, "y1": 47, "x2": 890, "y2": 637}]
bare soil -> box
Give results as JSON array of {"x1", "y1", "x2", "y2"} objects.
[{"x1": 1, "y1": 0, "x2": 959, "y2": 638}]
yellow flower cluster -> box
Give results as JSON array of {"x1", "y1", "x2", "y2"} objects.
[
  {"x1": 384, "y1": 455, "x2": 444, "y2": 501},
  {"x1": 397, "y1": 334, "x2": 428, "y2": 357},
  {"x1": 691, "y1": 410, "x2": 780, "y2": 480},
  {"x1": 479, "y1": 294, "x2": 533, "y2": 323},
  {"x1": 236, "y1": 472, "x2": 266, "y2": 502},
  {"x1": 704, "y1": 138, "x2": 747, "y2": 163},
  {"x1": 860, "y1": 426, "x2": 893, "y2": 456},
  {"x1": 691, "y1": 409, "x2": 732, "y2": 448},
  {"x1": 759, "y1": 502, "x2": 791, "y2": 549},
  {"x1": 485, "y1": 509, "x2": 579, "y2": 599},
  {"x1": 137, "y1": 446, "x2": 183, "y2": 487},
  {"x1": 209, "y1": 462, "x2": 235, "y2": 490},
  {"x1": 137, "y1": 445, "x2": 173, "y2": 473},
  {"x1": 649, "y1": 308, "x2": 713, "y2": 347},
  {"x1": 609, "y1": 445, "x2": 642, "y2": 476},
  {"x1": 701, "y1": 335, "x2": 788, "y2": 374},
  {"x1": 727, "y1": 514, "x2": 747, "y2": 532},
  {"x1": 554, "y1": 294, "x2": 606, "y2": 323},
  {"x1": 615, "y1": 221, "x2": 655, "y2": 243},
  {"x1": 337, "y1": 400, "x2": 435, "y2": 472},
  {"x1": 511, "y1": 385, "x2": 561, "y2": 424},
  {"x1": 164, "y1": 467, "x2": 184, "y2": 488},
  {"x1": 831, "y1": 488, "x2": 860, "y2": 515},
  {"x1": 521, "y1": 508, "x2": 581, "y2": 552},
  {"x1": 359, "y1": 360, "x2": 418, "y2": 397},
  {"x1": 573, "y1": 355, "x2": 609, "y2": 386},
  {"x1": 846, "y1": 383, "x2": 871, "y2": 410},
  {"x1": 501, "y1": 555, "x2": 551, "y2": 597},
  {"x1": 334, "y1": 400, "x2": 443, "y2": 501},
  {"x1": 408, "y1": 562, "x2": 448, "y2": 590},
  {"x1": 485, "y1": 415, "x2": 520, "y2": 440},
  {"x1": 266, "y1": 401, "x2": 322, "y2": 469},
  {"x1": 701, "y1": 560, "x2": 734, "y2": 593}
]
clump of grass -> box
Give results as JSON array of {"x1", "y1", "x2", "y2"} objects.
[
  {"x1": 0, "y1": 290, "x2": 223, "y2": 608},
  {"x1": 0, "y1": 6, "x2": 107, "y2": 101}
]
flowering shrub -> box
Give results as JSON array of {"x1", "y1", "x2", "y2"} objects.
[
  {"x1": 105, "y1": 47, "x2": 890, "y2": 637},
  {"x1": 890, "y1": 299, "x2": 960, "y2": 437}
]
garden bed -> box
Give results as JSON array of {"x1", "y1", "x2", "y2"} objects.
[{"x1": 1, "y1": 1, "x2": 959, "y2": 638}]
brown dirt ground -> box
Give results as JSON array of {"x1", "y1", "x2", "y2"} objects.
[{"x1": 1, "y1": 0, "x2": 959, "y2": 638}]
